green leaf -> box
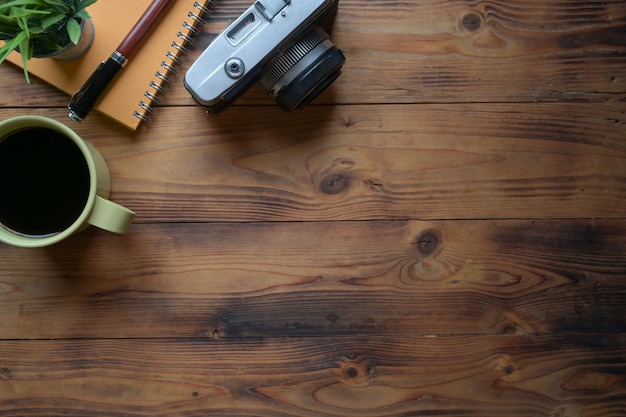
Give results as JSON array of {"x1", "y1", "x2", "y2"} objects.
[
  {"x1": 41, "y1": 0, "x2": 70, "y2": 14},
  {"x1": 16, "y1": 17, "x2": 30, "y2": 38},
  {"x1": 40, "y1": 13, "x2": 64, "y2": 30},
  {"x1": 0, "y1": 0, "x2": 99, "y2": 82},
  {"x1": 0, "y1": 32, "x2": 33, "y2": 84},
  {"x1": 66, "y1": 17, "x2": 80, "y2": 44},
  {"x1": 0, "y1": 1, "x2": 48, "y2": 12},
  {"x1": 0, "y1": 30, "x2": 27, "y2": 62},
  {"x1": 75, "y1": 9, "x2": 91, "y2": 20},
  {"x1": 18, "y1": 35, "x2": 32, "y2": 83},
  {"x1": 78, "y1": 0, "x2": 98, "y2": 11},
  {"x1": 8, "y1": 7, "x2": 51, "y2": 19}
]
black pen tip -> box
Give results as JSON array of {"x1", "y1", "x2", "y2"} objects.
[{"x1": 68, "y1": 110, "x2": 84, "y2": 123}]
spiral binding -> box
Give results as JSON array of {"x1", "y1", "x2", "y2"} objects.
[{"x1": 133, "y1": 1, "x2": 215, "y2": 123}]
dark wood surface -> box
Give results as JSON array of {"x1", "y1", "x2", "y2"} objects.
[{"x1": 1, "y1": 0, "x2": 625, "y2": 415}]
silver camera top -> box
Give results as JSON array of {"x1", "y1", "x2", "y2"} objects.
[{"x1": 184, "y1": 0, "x2": 344, "y2": 114}]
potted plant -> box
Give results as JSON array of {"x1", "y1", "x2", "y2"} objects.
[{"x1": 0, "y1": 0, "x2": 98, "y2": 83}]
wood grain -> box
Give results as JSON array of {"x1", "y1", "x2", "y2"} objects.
[
  {"x1": 0, "y1": 0, "x2": 625, "y2": 416},
  {"x1": 0, "y1": 219, "x2": 624, "y2": 339},
  {"x1": 0, "y1": 104, "x2": 624, "y2": 222},
  {"x1": 1, "y1": 335, "x2": 625, "y2": 416},
  {"x1": 1, "y1": 0, "x2": 624, "y2": 107}
]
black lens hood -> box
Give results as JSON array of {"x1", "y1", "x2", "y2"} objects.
[{"x1": 275, "y1": 46, "x2": 345, "y2": 111}]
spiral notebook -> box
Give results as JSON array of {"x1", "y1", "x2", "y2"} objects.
[{"x1": 6, "y1": 0, "x2": 212, "y2": 130}]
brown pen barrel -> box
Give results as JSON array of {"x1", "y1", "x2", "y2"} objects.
[{"x1": 116, "y1": 0, "x2": 174, "y2": 58}]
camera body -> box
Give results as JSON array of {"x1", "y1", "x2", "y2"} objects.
[{"x1": 184, "y1": 0, "x2": 345, "y2": 114}]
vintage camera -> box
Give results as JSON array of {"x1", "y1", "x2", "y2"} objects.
[{"x1": 184, "y1": 0, "x2": 345, "y2": 114}]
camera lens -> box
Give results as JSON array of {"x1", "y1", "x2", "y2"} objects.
[{"x1": 259, "y1": 26, "x2": 345, "y2": 111}]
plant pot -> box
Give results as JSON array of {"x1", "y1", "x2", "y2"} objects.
[{"x1": 32, "y1": 18, "x2": 95, "y2": 61}]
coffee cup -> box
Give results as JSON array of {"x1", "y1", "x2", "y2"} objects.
[{"x1": 0, "y1": 115, "x2": 135, "y2": 248}]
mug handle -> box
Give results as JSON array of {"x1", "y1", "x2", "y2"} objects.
[{"x1": 87, "y1": 196, "x2": 135, "y2": 234}]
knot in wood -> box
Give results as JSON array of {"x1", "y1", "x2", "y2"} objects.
[
  {"x1": 461, "y1": 12, "x2": 483, "y2": 32},
  {"x1": 320, "y1": 174, "x2": 350, "y2": 195},
  {"x1": 339, "y1": 358, "x2": 376, "y2": 387},
  {"x1": 415, "y1": 229, "x2": 442, "y2": 257}
]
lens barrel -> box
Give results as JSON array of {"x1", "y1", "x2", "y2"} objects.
[{"x1": 259, "y1": 26, "x2": 345, "y2": 111}]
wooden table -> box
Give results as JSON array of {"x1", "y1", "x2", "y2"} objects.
[{"x1": 1, "y1": 1, "x2": 626, "y2": 415}]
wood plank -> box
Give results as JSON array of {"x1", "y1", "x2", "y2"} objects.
[
  {"x1": 1, "y1": 2, "x2": 624, "y2": 416},
  {"x1": 1, "y1": 103, "x2": 624, "y2": 222},
  {"x1": 1, "y1": 219, "x2": 624, "y2": 339},
  {"x1": 1, "y1": 0, "x2": 625, "y2": 108},
  {"x1": 0, "y1": 335, "x2": 625, "y2": 416}
]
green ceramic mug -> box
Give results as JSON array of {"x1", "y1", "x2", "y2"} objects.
[{"x1": 0, "y1": 116, "x2": 135, "y2": 248}]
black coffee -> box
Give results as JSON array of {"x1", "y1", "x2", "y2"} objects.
[{"x1": 0, "y1": 127, "x2": 90, "y2": 237}]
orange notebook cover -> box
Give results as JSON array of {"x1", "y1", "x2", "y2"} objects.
[{"x1": 7, "y1": 0, "x2": 211, "y2": 130}]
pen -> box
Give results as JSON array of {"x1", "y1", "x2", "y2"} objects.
[{"x1": 68, "y1": 0, "x2": 174, "y2": 123}]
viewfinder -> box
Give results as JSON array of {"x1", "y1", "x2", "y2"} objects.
[{"x1": 226, "y1": 13, "x2": 260, "y2": 45}]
